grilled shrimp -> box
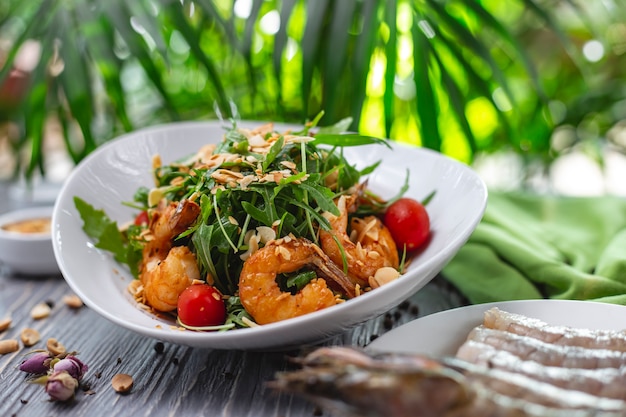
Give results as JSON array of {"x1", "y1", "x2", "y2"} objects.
[
  {"x1": 238, "y1": 237, "x2": 356, "y2": 325},
  {"x1": 271, "y1": 346, "x2": 626, "y2": 417},
  {"x1": 140, "y1": 199, "x2": 201, "y2": 312},
  {"x1": 320, "y1": 194, "x2": 399, "y2": 288}
]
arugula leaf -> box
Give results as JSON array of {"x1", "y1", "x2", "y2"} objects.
[
  {"x1": 192, "y1": 223, "x2": 219, "y2": 280},
  {"x1": 312, "y1": 133, "x2": 392, "y2": 148},
  {"x1": 224, "y1": 296, "x2": 253, "y2": 328},
  {"x1": 74, "y1": 196, "x2": 140, "y2": 276},
  {"x1": 299, "y1": 180, "x2": 339, "y2": 215},
  {"x1": 241, "y1": 201, "x2": 273, "y2": 226},
  {"x1": 280, "y1": 270, "x2": 316, "y2": 293},
  {"x1": 248, "y1": 185, "x2": 279, "y2": 224},
  {"x1": 262, "y1": 135, "x2": 284, "y2": 171},
  {"x1": 288, "y1": 200, "x2": 333, "y2": 231}
]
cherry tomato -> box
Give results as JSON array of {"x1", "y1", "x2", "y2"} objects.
[
  {"x1": 383, "y1": 197, "x2": 430, "y2": 251},
  {"x1": 134, "y1": 211, "x2": 149, "y2": 226},
  {"x1": 177, "y1": 284, "x2": 227, "y2": 327}
]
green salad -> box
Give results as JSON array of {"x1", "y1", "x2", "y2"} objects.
[{"x1": 75, "y1": 116, "x2": 413, "y2": 330}]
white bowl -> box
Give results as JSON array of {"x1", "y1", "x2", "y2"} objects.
[
  {"x1": 52, "y1": 121, "x2": 488, "y2": 350},
  {"x1": 0, "y1": 205, "x2": 59, "y2": 275}
]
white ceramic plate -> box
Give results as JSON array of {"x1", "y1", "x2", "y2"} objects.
[
  {"x1": 367, "y1": 299, "x2": 626, "y2": 356},
  {"x1": 52, "y1": 121, "x2": 487, "y2": 350}
]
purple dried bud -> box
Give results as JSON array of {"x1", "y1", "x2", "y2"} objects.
[
  {"x1": 45, "y1": 371, "x2": 78, "y2": 402},
  {"x1": 19, "y1": 352, "x2": 52, "y2": 375},
  {"x1": 52, "y1": 356, "x2": 88, "y2": 381}
]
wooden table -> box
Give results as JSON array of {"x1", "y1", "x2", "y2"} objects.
[{"x1": 0, "y1": 183, "x2": 466, "y2": 417}]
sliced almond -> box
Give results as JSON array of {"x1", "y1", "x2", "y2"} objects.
[
  {"x1": 368, "y1": 267, "x2": 401, "y2": 289},
  {"x1": 20, "y1": 328, "x2": 40, "y2": 347}
]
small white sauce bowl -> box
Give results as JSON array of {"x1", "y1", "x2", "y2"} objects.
[{"x1": 0, "y1": 205, "x2": 59, "y2": 275}]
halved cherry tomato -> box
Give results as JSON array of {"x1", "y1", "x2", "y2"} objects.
[
  {"x1": 383, "y1": 197, "x2": 430, "y2": 251},
  {"x1": 134, "y1": 211, "x2": 149, "y2": 226},
  {"x1": 177, "y1": 284, "x2": 227, "y2": 327}
]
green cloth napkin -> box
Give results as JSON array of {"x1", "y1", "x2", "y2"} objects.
[{"x1": 442, "y1": 191, "x2": 626, "y2": 305}]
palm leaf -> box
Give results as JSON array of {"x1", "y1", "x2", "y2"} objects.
[
  {"x1": 57, "y1": 7, "x2": 97, "y2": 156},
  {"x1": 165, "y1": 2, "x2": 232, "y2": 118},
  {"x1": 0, "y1": 0, "x2": 618, "y2": 182},
  {"x1": 194, "y1": 0, "x2": 239, "y2": 48},
  {"x1": 240, "y1": 0, "x2": 264, "y2": 102},
  {"x1": 427, "y1": 16, "x2": 515, "y2": 148},
  {"x1": 424, "y1": 0, "x2": 517, "y2": 107},
  {"x1": 126, "y1": 1, "x2": 169, "y2": 58},
  {"x1": 412, "y1": 11, "x2": 440, "y2": 151},
  {"x1": 382, "y1": 0, "x2": 397, "y2": 137},
  {"x1": 428, "y1": 41, "x2": 478, "y2": 156},
  {"x1": 0, "y1": 0, "x2": 53, "y2": 83},
  {"x1": 22, "y1": 37, "x2": 55, "y2": 177},
  {"x1": 102, "y1": 1, "x2": 179, "y2": 120},
  {"x1": 521, "y1": 0, "x2": 589, "y2": 78},
  {"x1": 349, "y1": 0, "x2": 379, "y2": 130},
  {"x1": 321, "y1": 0, "x2": 357, "y2": 122},
  {"x1": 272, "y1": 0, "x2": 298, "y2": 115},
  {"x1": 301, "y1": 0, "x2": 330, "y2": 115},
  {"x1": 77, "y1": 5, "x2": 133, "y2": 132},
  {"x1": 463, "y1": 0, "x2": 546, "y2": 101}
]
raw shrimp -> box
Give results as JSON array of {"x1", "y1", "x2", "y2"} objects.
[
  {"x1": 320, "y1": 194, "x2": 399, "y2": 288},
  {"x1": 483, "y1": 307, "x2": 626, "y2": 352},
  {"x1": 238, "y1": 237, "x2": 356, "y2": 325},
  {"x1": 457, "y1": 339, "x2": 626, "y2": 400},
  {"x1": 270, "y1": 346, "x2": 626, "y2": 417},
  {"x1": 140, "y1": 199, "x2": 201, "y2": 312},
  {"x1": 465, "y1": 326, "x2": 626, "y2": 369}
]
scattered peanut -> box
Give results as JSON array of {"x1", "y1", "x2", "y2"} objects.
[
  {"x1": 31, "y1": 303, "x2": 51, "y2": 320},
  {"x1": 111, "y1": 373, "x2": 134, "y2": 393},
  {"x1": 20, "y1": 328, "x2": 41, "y2": 347},
  {"x1": 0, "y1": 317, "x2": 11, "y2": 332},
  {"x1": 62, "y1": 294, "x2": 83, "y2": 309},
  {"x1": 0, "y1": 339, "x2": 19, "y2": 354},
  {"x1": 46, "y1": 338, "x2": 66, "y2": 355}
]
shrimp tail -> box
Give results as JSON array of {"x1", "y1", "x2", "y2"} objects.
[{"x1": 309, "y1": 243, "x2": 356, "y2": 299}]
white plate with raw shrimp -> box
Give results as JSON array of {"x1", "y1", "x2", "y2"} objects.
[
  {"x1": 367, "y1": 299, "x2": 626, "y2": 356},
  {"x1": 52, "y1": 120, "x2": 487, "y2": 350}
]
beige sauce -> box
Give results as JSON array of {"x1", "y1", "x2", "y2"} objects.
[{"x1": 2, "y1": 217, "x2": 51, "y2": 234}]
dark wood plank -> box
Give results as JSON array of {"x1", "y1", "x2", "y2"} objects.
[{"x1": 0, "y1": 261, "x2": 464, "y2": 417}]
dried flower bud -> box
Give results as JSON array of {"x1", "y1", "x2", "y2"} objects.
[
  {"x1": 19, "y1": 351, "x2": 52, "y2": 375},
  {"x1": 52, "y1": 356, "x2": 88, "y2": 381},
  {"x1": 45, "y1": 371, "x2": 78, "y2": 402}
]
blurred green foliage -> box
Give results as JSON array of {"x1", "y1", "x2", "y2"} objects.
[{"x1": 0, "y1": 0, "x2": 625, "y2": 179}]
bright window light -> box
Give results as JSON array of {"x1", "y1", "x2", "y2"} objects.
[
  {"x1": 234, "y1": 0, "x2": 252, "y2": 19},
  {"x1": 582, "y1": 40, "x2": 605, "y2": 62},
  {"x1": 259, "y1": 10, "x2": 280, "y2": 35}
]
